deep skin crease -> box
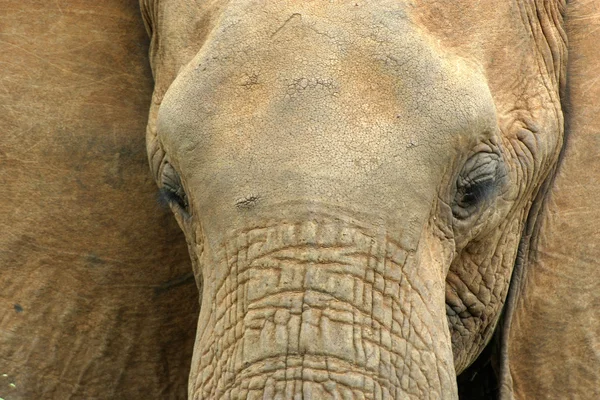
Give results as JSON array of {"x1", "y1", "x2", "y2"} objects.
[{"x1": 141, "y1": 1, "x2": 567, "y2": 399}]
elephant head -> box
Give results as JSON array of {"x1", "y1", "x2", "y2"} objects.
[{"x1": 140, "y1": 1, "x2": 596, "y2": 398}]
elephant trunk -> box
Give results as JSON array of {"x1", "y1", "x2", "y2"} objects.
[{"x1": 189, "y1": 219, "x2": 457, "y2": 399}]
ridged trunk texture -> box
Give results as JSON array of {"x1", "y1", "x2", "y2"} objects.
[{"x1": 189, "y1": 219, "x2": 457, "y2": 399}]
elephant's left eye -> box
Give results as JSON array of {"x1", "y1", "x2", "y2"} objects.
[
  {"x1": 452, "y1": 152, "x2": 504, "y2": 219},
  {"x1": 159, "y1": 162, "x2": 189, "y2": 214}
]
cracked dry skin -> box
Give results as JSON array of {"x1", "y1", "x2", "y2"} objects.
[
  {"x1": 140, "y1": 0, "x2": 570, "y2": 399},
  {"x1": 191, "y1": 217, "x2": 455, "y2": 399}
]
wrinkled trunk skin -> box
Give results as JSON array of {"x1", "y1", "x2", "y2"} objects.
[{"x1": 189, "y1": 217, "x2": 457, "y2": 399}]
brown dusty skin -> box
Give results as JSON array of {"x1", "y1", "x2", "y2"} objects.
[
  {"x1": 0, "y1": 2, "x2": 198, "y2": 399},
  {"x1": 503, "y1": 2, "x2": 600, "y2": 399}
]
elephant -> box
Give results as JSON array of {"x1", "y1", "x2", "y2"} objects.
[
  {"x1": 1, "y1": 1, "x2": 599, "y2": 399},
  {"x1": 141, "y1": 0, "x2": 600, "y2": 398},
  {"x1": 0, "y1": 2, "x2": 198, "y2": 399}
]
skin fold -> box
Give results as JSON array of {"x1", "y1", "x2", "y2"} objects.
[{"x1": 501, "y1": 2, "x2": 600, "y2": 398}]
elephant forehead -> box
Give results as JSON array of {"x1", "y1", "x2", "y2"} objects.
[
  {"x1": 157, "y1": 4, "x2": 497, "y2": 161},
  {"x1": 155, "y1": 3, "x2": 499, "y2": 232}
]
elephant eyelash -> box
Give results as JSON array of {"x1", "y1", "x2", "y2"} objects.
[
  {"x1": 158, "y1": 186, "x2": 189, "y2": 211},
  {"x1": 158, "y1": 161, "x2": 190, "y2": 214}
]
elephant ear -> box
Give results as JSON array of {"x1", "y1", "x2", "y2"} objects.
[{"x1": 498, "y1": 2, "x2": 600, "y2": 398}]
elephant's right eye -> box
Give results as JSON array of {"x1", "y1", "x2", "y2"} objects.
[{"x1": 159, "y1": 162, "x2": 189, "y2": 215}]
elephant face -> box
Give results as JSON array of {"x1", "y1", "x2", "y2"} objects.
[{"x1": 142, "y1": 1, "x2": 565, "y2": 398}]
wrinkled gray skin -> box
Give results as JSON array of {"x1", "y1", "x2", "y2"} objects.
[{"x1": 141, "y1": 1, "x2": 567, "y2": 398}]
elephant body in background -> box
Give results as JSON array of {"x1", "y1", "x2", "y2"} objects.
[
  {"x1": 0, "y1": 2, "x2": 197, "y2": 399},
  {"x1": 1, "y1": 1, "x2": 599, "y2": 399}
]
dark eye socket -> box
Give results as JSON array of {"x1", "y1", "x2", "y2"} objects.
[
  {"x1": 452, "y1": 153, "x2": 503, "y2": 219},
  {"x1": 159, "y1": 162, "x2": 189, "y2": 213}
]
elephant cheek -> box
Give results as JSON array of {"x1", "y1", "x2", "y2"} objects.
[{"x1": 187, "y1": 220, "x2": 458, "y2": 399}]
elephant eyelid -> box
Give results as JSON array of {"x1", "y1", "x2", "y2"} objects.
[{"x1": 158, "y1": 161, "x2": 190, "y2": 215}]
